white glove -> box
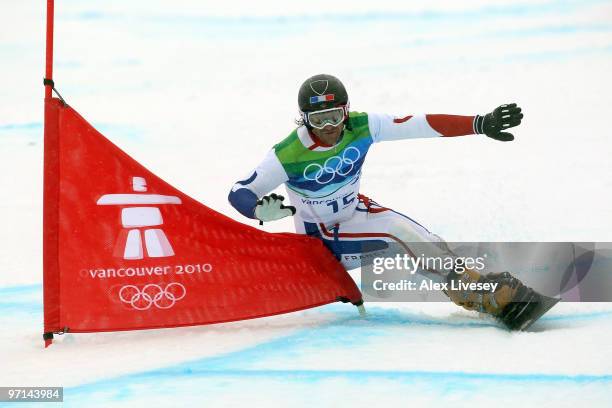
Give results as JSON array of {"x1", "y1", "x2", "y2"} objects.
[{"x1": 255, "y1": 193, "x2": 296, "y2": 222}]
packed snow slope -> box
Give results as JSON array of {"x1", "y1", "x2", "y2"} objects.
[{"x1": 1, "y1": 0, "x2": 611, "y2": 406}]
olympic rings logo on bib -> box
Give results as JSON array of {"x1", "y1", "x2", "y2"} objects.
[
  {"x1": 119, "y1": 283, "x2": 186, "y2": 310},
  {"x1": 303, "y1": 146, "x2": 361, "y2": 184}
]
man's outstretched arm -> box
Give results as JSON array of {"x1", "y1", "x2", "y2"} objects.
[{"x1": 370, "y1": 103, "x2": 523, "y2": 142}]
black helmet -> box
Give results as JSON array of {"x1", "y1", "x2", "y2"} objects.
[{"x1": 298, "y1": 74, "x2": 349, "y2": 113}]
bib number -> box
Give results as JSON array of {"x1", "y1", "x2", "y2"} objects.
[{"x1": 326, "y1": 192, "x2": 356, "y2": 213}]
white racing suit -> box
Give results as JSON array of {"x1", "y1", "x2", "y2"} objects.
[{"x1": 229, "y1": 111, "x2": 481, "y2": 279}]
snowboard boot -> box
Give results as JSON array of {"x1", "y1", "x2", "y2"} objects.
[{"x1": 444, "y1": 270, "x2": 559, "y2": 331}]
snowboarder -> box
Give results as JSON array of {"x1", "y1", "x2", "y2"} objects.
[{"x1": 228, "y1": 74, "x2": 557, "y2": 330}]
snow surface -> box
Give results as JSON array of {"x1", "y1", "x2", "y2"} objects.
[{"x1": 1, "y1": 0, "x2": 612, "y2": 406}]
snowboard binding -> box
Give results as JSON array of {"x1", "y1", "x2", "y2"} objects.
[{"x1": 445, "y1": 270, "x2": 559, "y2": 331}]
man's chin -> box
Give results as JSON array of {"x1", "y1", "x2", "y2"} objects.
[
  {"x1": 323, "y1": 137, "x2": 340, "y2": 145},
  {"x1": 312, "y1": 128, "x2": 342, "y2": 145},
  {"x1": 322, "y1": 132, "x2": 341, "y2": 142}
]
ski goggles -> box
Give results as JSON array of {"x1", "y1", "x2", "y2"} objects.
[{"x1": 303, "y1": 106, "x2": 348, "y2": 129}]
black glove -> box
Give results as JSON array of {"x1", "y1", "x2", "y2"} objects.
[{"x1": 475, "y1": 103, "x2": 524, "y2": 142}]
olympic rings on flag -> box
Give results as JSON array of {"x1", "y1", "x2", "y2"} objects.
[{"x1": 119, "y1": 283, "x2": 186, "y2": 310}]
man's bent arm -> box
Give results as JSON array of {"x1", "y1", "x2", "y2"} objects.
[{"x1": 228, "y1": 149, "x2": 288, "y2": 219}]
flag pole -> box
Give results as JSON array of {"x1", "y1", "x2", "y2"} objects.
[
  {"x1": 43, "y1": 0, "x2": 60, "y2": 348},
  {"x1": 44, "y1": 0, "x2": 54, "y2": 99}
]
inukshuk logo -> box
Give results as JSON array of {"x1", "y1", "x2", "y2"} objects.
[{"x1": 97, "y1": 177, "x2": 182, "y2": 260}]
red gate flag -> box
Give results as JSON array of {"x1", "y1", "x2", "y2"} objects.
[{"x1": 43, "y1": 97, "x2": 363, "y2": 346}]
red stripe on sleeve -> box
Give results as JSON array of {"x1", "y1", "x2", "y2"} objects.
[
  {"x1": 425, "y1": 114, "x2": 475, "y2": 137},
  {"x1": 393, "y1": 115, "x2": 413, "y2": 124}
]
